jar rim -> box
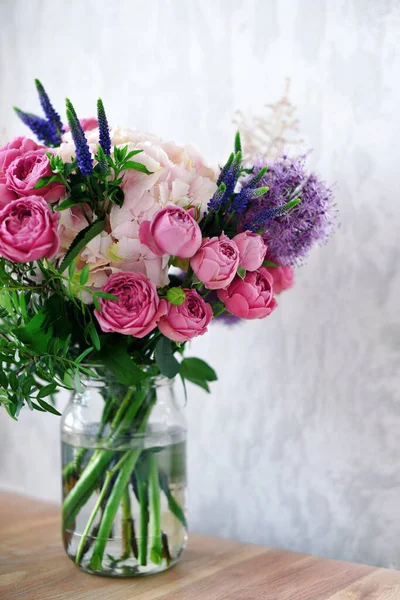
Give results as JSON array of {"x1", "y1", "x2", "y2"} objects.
[{"x1": 77, "y1": 370, "x2": 175, "y2": 390}]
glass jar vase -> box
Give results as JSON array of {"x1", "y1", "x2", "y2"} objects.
[{"x1": 61, "y1": 374, "x2": 187, "y2": 577}]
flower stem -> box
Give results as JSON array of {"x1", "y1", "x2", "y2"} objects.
[
  {"x1": 149, "y1": 453, "x2": 163, "y2": 565},
  {"x1": 75, "y1": 469, "x2": 113, "y2": 565},
  {"x1": 88, "y1": 386, "x2": 156, "y2": 570},
  {"x1": 137, "y1": 462, "x2": 149, "y2": 566},
  {"x1": 89, "y1": 448, "x2": 142, "y2": 570},
  {"x1": 62, "y1": 387, "x2": 145, "y2": 529},
  {"x1": 121, "y1": 487, "x2": 132, "y2": 560}
]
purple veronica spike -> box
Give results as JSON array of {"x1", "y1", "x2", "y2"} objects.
[
  {"x1": 34, "y1": 79, "x2": 63, "y2": 143},
  {"x1": 97, "y1": 99, "x2": 111, "y2": 155},
  {"x1": 242, "y1": 155, "x2": 336, "y2": 265},
  {"x1": 66, "y1": 100, "x2": 93, "y2": 175},
  {"x1": 13, "y1": 108, "x2": 61, "y2": 146}
]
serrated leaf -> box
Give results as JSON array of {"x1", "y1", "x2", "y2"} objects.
[{"x1": 58, "y1": 219, "x2": 106, "y2": 274}]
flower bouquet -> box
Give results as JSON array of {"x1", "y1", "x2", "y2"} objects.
[{"x1": 0, "y1": 80, "x2": 335, "y2": 576}]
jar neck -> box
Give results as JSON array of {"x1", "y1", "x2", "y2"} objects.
[{"x1": 75, "y1": 372, "x2": 175, "y2": 392}]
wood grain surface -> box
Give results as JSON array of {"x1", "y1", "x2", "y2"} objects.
[{"x1": 0, "y1": 492, "x2": 399, "y2": 600}]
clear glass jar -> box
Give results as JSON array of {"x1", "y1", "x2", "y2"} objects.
[{"x1": 61, "y1": 375, "x2": 187, "y2": 577}]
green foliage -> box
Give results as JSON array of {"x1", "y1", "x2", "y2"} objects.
[
  {"x1": 58, "y1": 219, "x2": 106, "y2": 274},
  {"x1": 180, "y1": 358, "x2": 217, "y2": 393},
  {"x1": 155, "y1": 337, "x2": 181, "y2": 379}
]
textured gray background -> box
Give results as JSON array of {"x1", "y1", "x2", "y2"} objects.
[{"x1": 0, "y1": 0, "x2": 400, "y2": 569}]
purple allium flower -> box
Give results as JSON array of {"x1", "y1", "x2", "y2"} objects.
[
  {"x1": 66, "y1": 99, "x2": 93, "y2": 176},
  {"x1": 13, "y1": 108, "x2": 61, "y2": 146},
  {"x1": 97, "y1": 98, "x2": 111, "y2": 156},
  {"x1": 242, "y1": 155, "x2": 336, "y2": 265},
  {"x1": 34, "y1": 79, "x2": 63, "y2": 143}
]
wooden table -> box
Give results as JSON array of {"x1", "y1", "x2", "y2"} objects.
[{"x1": 0, "y1": 492, "x2": 399, "y2": 600}]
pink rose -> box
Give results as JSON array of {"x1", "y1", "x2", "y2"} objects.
[
  {"x1": 0, "y1": 137, "x2": 40, "y2": 183},
  {"x1": 94, "y1": 272, "x2": 168, "y2": 338},
  {"x1": 217, "y1": 267, "x2": 277, "y2": 319},
  {"x1": 6, "y1": 150, "x2": 65, "y2": 203},
  {"x1": 190, "y1": 233, "x2": 239, "y2": 290},
  {"x1": 0, "y1": 184, "x2": 17, "y2": 210},
  {"x1": 0, "y1": 195, "x2": 60, "y2": 263},
  {"x1": 233, "y1": 231, "x2": 267, "y2": 272},
  {"x1": 158, "y1": 288, "x2": 213, "y2": 342},
  {"x1": 63, "y1": 118, "x2": 99, "y2": 133},
  {"x1": 264, "y1": 265, "x2": 294, "y2": 294},
  {"x1": 139, "y1": 206, "x2": 202, "y2": 259}
]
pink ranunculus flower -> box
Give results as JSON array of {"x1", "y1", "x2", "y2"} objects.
[
  {"x1": 264, "y1": 265, "x2": 294, "y2": 294},
  {"x1": 139, "y1": 206, "x2": 202, "y2": 259},
  {"x1": 0, "y1": 184, "x2": 17, "y2": 209},
  {"x1": 94, "y1": 272, "x2": 168, "y2": 338},
  {"x1": 217, "y1": 267, "x2": 277, "y2": 319},
  {"x1": 158, "y1": 288, "x2": 213, "y2": 342},
  {"x1": 0, "y1": 136, "x2": 40, "y2": 183},
  {"x1": 190, "y1": 233, "x2": 240, "y2": 290},
  {"x1": 6, "y1": 150, "x2": 65, "y2": 203},
  {"x1": 63, "y1": 117, "x2": 99, "y2": 133},
  {"x1": 233, "y1": 231, "x2": 267, "y2": 272},
  {"x1": 0, "y1": 195, "x2": 60, "y2": 263}
]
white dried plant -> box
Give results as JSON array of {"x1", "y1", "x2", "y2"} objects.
[{"x1": 234, "y1": 79, "x2": 303, "y2": 164}]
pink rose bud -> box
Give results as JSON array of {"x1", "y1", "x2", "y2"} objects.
[
  {"x1": 0, "y1": 196, "x2": 60, "y2": 263},
  {"x1": 264, "y1": 265, "x2": 294, "y2": 294},
  {"x1": 0, "y1": 136, "x2": 40, "y2": 183},
  {"x1": 6, "y1": 150, "x2": 65, "y2": 203},
  {"x1": 233, "y1": 231, "x2": 267, "y2": 272},
  {"x1": 94, "y1": 272, "x2": 168, "y2": 338},
  {"x1": 190, "y1": 233, "x2": 239, "y2": 290},
  {"x1": 158, "y1": 288, "x2": 213, "y2": 342},
  {"x1": 139, "y1": 206, "x2": 202, "y2": 258},
  {"x1": 218, "y1": 267, "x2": 277, "y2": 319},
  {"x1": 0, "y1": 184, "x2": 17, "y2": 210}
]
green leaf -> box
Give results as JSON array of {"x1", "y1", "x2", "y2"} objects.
[
  {"x1": 58, "y1": 219, "x2": 106, "y2": 274},
  {"x1": 95, "y1": 291, "x2": 118, "y2": 301},
  {"x1": 237, "y1": 267, "x2": 246, "y2": 280},
  {"x1": 76, "y1": 346, "x2": 94, "y2": 364},
  {"x1": 15, "y1": 311, "x2": 52, "y2": 354},
  {"x1": 56, "y1": 197, "x2": 88, "y2": 211},
  {"x1": 180, "y1": 357, "x2": 217, "y2": 392},
  {"x1": 88, "y1": 323, "x2": 101, "y2": 351},
  {"x1": 95, "y1": 342, "x2": 147, "y2": 386},
  {"x1": 155, "y1": 337, "x2": 181, "y2": 379},
  {"x1": 80, "y1": 264, "x2": 90, "y2": 286},
  {"x1": 234, "y1": 131, "x2": 242, "y2": 153},
  {"x1": 0, "y1": 371, "x2": 8, "y2": 389},
  {"x1": 37, "y1": 398, "x2": 61, "y2": 416},
  {"x1": 125, "y1": 149, "x2": 143, "y2": 160},
  {"x1": 37, "y1": 383, "x2": 58, "y2": 399},
  {"x1": 123, "y1": 161, "x2": 153, "y2": 175},
  {"x1": 262, "y1": 259, "x2": 279, "y2": 268},
  {"x1": 68, "y1": 261, "x2": 76, "y2": 279},
  {"x1": 34, "y1": 175, "x2": 63, "y2": 189}
]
